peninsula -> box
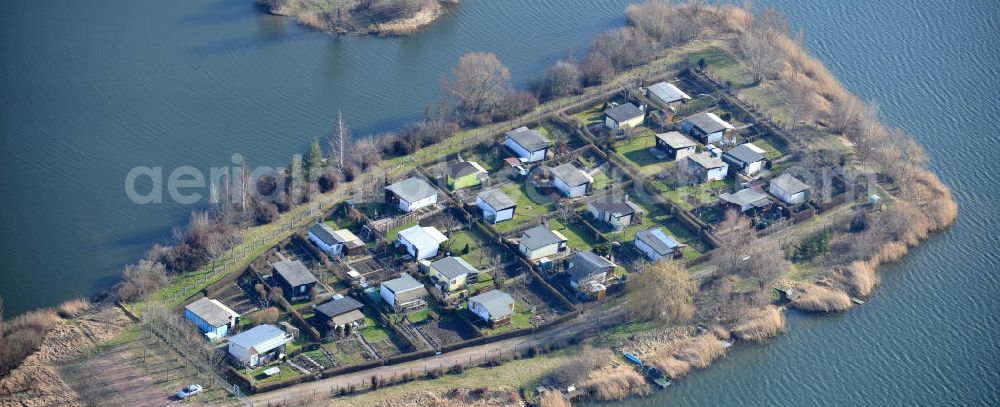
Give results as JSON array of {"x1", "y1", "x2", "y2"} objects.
[
  {"x1": 258, "y1": 0, "x2": 459, "y2": 36},
  {"x1": 0, "y1": 1, "x2": 957, "y2": 406}
]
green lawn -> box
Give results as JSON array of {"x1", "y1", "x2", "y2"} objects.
[
  {"x1": 467, "y1": 273, "x2": 496, "y2": 294},
  {"x1": 612, "y1": 132, "x2": 672, "y2": 176},
  {"x1": 495, "y1": 183, "x2": 556, "y2": 234},
  {"x1": 386, "y1": 221, "x2": 418, "y2": 242},
  {"x1": 548, "y1": 218, "x2": 601, "y2": 250},
  {"x1": 751, "y1": 137, "x2": 785, "y2": 160},
  {"x1": 686, "y1": 45, "x2": 754, "y2": 88},
  {"x1": 360, "y1": 315, "x2": 391, "y2": 342},
  {"x1": 250, "y1": 362, "x2": 302, "y2": 384},
  {"x1": 481, "y1": 304, "x2": 534, "y2": 336},
  {"x1": 589, "y1": 167, "x2": 613, "y2": 190},
  {"x1": 663, "y1": 219, "x2": 705, "y2": 258},
  {"x1": 663, "y1": 178, "x2": 733, "y2": 211},
  {"x1": 571, "y1": 103, "x2": 606, "y2": 125},
  {"x1": 406, "y1": 309, "x2": 429, "y2": 324},
  {"x1": 442, "y1": 229, "x2": 499, "y2": 268}
]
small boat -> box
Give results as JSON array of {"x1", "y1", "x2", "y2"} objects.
[
  {"x1": 653, "y1": 377, "x2": 672, "y2": 389},
  {"x1": 851, "y1": 297, "x2": 865, "y2": 305},
  {"x1": 623, "y1": 352, "x2": 644, "y2": 366}
]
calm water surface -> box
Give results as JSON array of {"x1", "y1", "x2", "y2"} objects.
[{"x1": 1, "y1": 0, "x2": 998, "y2": 404}]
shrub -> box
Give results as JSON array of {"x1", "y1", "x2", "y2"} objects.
[{"x1": 56, "y1": 297, "x2": 92, "y2": 318}]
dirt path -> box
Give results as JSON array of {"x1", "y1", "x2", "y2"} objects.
[{"x1": 250, "y1": 305, "x2": 628, "y2": 405}]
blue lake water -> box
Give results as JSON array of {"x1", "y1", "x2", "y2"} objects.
[{"x1": 1, "y1": 0, "x2": 997, "y2": 404}]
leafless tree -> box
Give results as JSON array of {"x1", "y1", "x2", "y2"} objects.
[
  {"x1": 253, "y1": 307, "x2": 280, "y2": 325},
  {"x1": 591, "y1": 27, "x2": 658, "y2": 71},
  {"x1": 445, "y1": 52, "x2": 511, "y2": 120},
  {"x1": 737, "y1": 8, "x2": 784, "y2": 85},
  {"x1": 551, "y1": 345, "x2": 610, "y2": 386},
  {"x1": 116, "y1": 260, "x2": 168, "y2": 302},
  {"x1": 627, "y1": 261, "x2": 696, "y2": 324},
  {"x1": 493, "y1": 91, "x2": 538, "y2": 121},
  {"x1": 329, "y1": 110, "x2": 351, "y2": 172},
  {"x1": 627, "y1": 0, "x2": 703, "y2": 46},
  {"x1": 714, "y1": 210, "x2": 755, "y2": 277},
  {"x1": 581, "y1": 51, "x2": 615, "y2": 86},
  {"x1": 533, "y1": 60, "x2": 582, "y2": 100}
]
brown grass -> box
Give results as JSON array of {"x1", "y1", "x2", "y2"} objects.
[
  {"x1": 790, "y1": 284, "x2": 852, "y2": 312},
  {"x1": 729, "y1": 306, "x2": 786, "y2": 342},
  {"x1": 0, "y1": 308, "x2": 60, "y2": 376},
  {"x1": 876, "y1": 242, "x2": 909, "y2": 264},
  {"x1": 540, "y1": 391, "x2": 572, "y2": 407},
  {"x1": 580, "y1": 366, "x2": 652, "y2": 401},
  {"x1": 648, "y1": 333, "x2": 727, "y2": 379},
  {"x1": 838, "y1": 260, "x2": 879, "y2": 297},
  {"x1": 57, "y1": 297, "x2": 92, "y2": 319}
]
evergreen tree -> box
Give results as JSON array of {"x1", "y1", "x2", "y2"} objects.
[{"x1": 306, "y1": 138, "x2": 324, "y2": 174}]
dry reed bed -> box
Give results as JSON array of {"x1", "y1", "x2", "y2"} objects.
[
  {"x1": 789, "y1": 284, "x2": 852, "y2": 312},
  {"x1": 649, "y1": 333, "x2": 728, "y2": 379},
  {"x1": 729, "y1": 306, "x2": 786, "y2": 342}
]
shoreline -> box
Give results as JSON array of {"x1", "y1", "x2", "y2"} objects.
[
  {"x1": 0, "y1": 2, "x2": 958, "y2": 406},
  {"x1": 263, "y1": 0, "x2": 453, "y2": 37}
]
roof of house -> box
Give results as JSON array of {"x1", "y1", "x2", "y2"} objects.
[
  {"x1": 605, "y1": 103, "x2": 644, "y2": 122},
  {"x1": 185, "y1": 297, "x2": 239, "y2": 327},
  {"x1": 272, "y1": 260, "x2": 318, "y2": 287},
  {"x1": 566, "y1": 251, "x2": 614, "y2": 282},
  {"x1": 656, "y1": 131, "x2": 698, "y2": 149},
  {"x1": 386, "y1": 177, "x2": 438, "y2": 204},
  {"x1": 550, "y1": 163, "x2": 593, "y2": 187},
  {"x1": 229, "y1": 324, "x2": 288, "y2": 353},
  {"x1": 382, "y1": 272, "x2": 425, "y2": 294},
  {"x1": 724, "y1": 143, "x2": 765, "y2": 164},
  {"x1": 309, "y1": 223, "x2": 361, "y2": 246},
  {"x1": 333, "y1": 229, "x2": 363, "y2": 246},
  {"x1": 308, "y1": 223, "x2": 338, "y2": 245},
  {"x1": 394, "y1": 286, "x2": 428, "y2": 305},
  {"x1": 647, "y1": 82, "x2": 691, "y2": 103},
  {"x1": 635, "y1": 228, "x2": 683, "y2": 256},
  {"x1": 685, "y1": 112, "x2": 735, "y2": 134},
  {"x1": 589, "y1": 199, "x2": 641, "y2": 218},
  {"x1": 469, "y1": 290, "x2": 514, "y2": 320},
  {"x1": 505, "y1": 127, "x2": 551, "y2": 152},
  {"x1": 316, "y1": 297, "x2": 364, "y2": 318},
  {"x1": 398, "y1": 225, "x2": 448, "y2": 255},
  {"x1": 720, "y1": 188, "x2": 772, "y2": 209},
  {"x1": 449, "y1": 161, "x2": 487, "y2": 179},
  {"x1": 686, "y1": 152, "x2": 728, "y2": 170},
  {"x1": 520, "y1": 225, "x2": 567, "y2": 251},
  {"x1": 477, "y1": 189, "x2": 516, "y2": 210},
  {"x1": 314, "y1": 296, "x2": 364, "y2": 319},
  {"x1": 770, "y1": 173, "x2": 810, "y2": 195},
  {"x1": 431, "y1": 256, "x2": 478, "y2": 280},
  {"x1": 330, "y1": 310, "x2": 365, "y2": 327}
]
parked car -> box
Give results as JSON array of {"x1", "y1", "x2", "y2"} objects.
[{"x1": 176, "y1": 384, "x2": 202, "y2": 400}]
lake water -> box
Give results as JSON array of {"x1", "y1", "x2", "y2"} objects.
[{"x1": 1, "y1": 0, "x2": 998, "y2": 404}]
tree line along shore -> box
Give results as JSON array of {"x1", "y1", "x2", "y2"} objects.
[{"x1": 0, "y1": 1, "x2": 957, "y2": 406}]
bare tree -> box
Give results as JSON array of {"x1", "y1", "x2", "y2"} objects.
[
  {"x1": 738, "y1": 11, "x2": 783, "y2": 85},
  {"x1": 627, "y1": 261, "x2": 696, "y2": 324},
  {"x1": 581, "y1": 51, "x2": 615, "y2": 86},
  {"x1": 329, "y1": 110, "x2": 351, "y2": 172},
  {"x1": 533, "y1": 60, "x2": 582, "y2": 100},
  {"x1": 714, "y1": 210, "x2": 755, "y2": 277},
  {"x1": 591, "y1": 27, "x2": 658, "y2": 71},
  {"x1": 445, "y1": 52, "x2": 512, "y2": 120},
  {"x1": 116, "y1": 260, "x2": 168, "y2": 302}
]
